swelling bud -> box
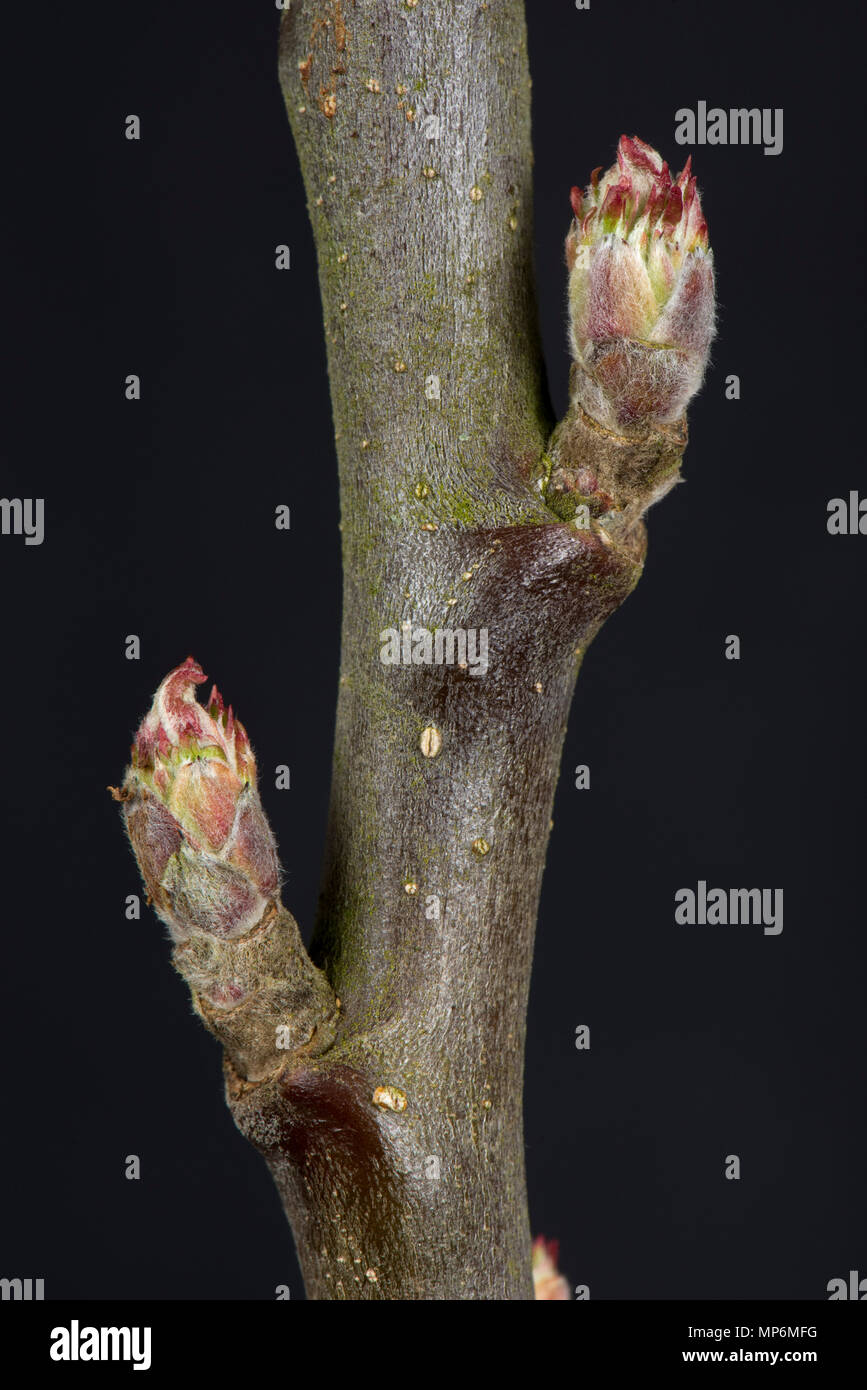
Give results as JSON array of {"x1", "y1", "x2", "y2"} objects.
[
  {"x1": 111, "y1": 657, "x2": 279, "y2": 940},
  {"x1": 566, "y1": 135, "x2": 715, "y2": 431}
]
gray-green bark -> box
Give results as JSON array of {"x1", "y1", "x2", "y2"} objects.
[{"x1": 220, "y1": 0, "x2": 686, "y2": 1299}]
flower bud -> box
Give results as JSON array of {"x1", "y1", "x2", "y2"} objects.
[
  {"x1": 532, "y1": 1236, "x2": 571, "y2": 1301},
  {"x1": 113, "y1": 657, "x2": 280, "y2": 940},
  {"x1": 566, "y1": 135, "x2": 715, "y2": 430}
]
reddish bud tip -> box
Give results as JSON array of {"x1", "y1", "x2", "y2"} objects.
[{"x1": 532, "y1": 1236, "x2": 571, "y2": 1301}]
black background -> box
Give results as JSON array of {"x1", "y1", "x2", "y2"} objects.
[{"x1": 1, "y1": 0, "x2": 864, "y2": 1300}]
